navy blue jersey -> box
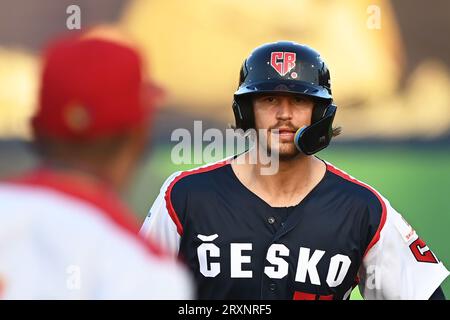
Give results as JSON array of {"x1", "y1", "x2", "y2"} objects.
[{"x1": 141, "y1": 158, "x2": 448, "y2": 300}]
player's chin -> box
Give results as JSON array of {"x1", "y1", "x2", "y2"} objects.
[{"x1": 269, "y1": 142, "x2": 301, "y2": 161}]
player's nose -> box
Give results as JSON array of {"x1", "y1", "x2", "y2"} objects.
[{"x1": 276, "y1": 97, "x2": 293, "y2": 120}]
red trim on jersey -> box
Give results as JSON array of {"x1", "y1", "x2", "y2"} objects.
[
  {"x1": 293, "y1": 291, "x2": 316, "y2": 300},
  {"x1": 326, "y1": 163, "x2": 387, "y2": 258},
  {"x1": 6, "y1": 168, "x2": 165, "y2": 258},
  {"x1": 354, "y1": 275, "x2": 360, "y2": 286},
  {"x1": 164, "y1": 160, "x2": 231, "y2": 236},
  {"x1": 293, "y1": 291, "x2": 334, "y2": 300}
]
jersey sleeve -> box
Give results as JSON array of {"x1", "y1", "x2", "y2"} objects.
[
  {"x1": 358, "y1": 197, "x2": 449, "y2": 300},
  {"x1": 140, "y1": 172, "x2": 183, "y2": 258}
]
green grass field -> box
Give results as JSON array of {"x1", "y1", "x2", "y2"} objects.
[{"x1": 126, "y1": 146, "x2": 450, "y2": 299}]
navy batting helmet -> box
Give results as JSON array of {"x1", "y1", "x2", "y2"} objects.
[{"x1": 232, "y1": 41, "x2": 337, "y2": 155}]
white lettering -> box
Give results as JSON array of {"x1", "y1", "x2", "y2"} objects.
[
  {"x1": 230, "y1": 243, "x2": 253, "y2": 278},
  {"x1": 264, "y1": 244, "x2": 289, "y2": 279},
  {"x1": 197, "y1": 235, "x2": 221, "y2": 277},
  {"x1": 295, "y1": 248, "x2": 325, "y2": 285},
  {"x1": 326, "y1": 254, "x2": 352, "y2": 287}
]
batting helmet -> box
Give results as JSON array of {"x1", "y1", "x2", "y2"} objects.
[{"x1": 232, "y1": 41, "x2": 337, "y2": 155}]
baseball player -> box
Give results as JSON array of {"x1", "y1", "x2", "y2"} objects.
[
  {"x1": 141, "y1": 41, "x2": 448, "y2": 300},
  {"x1": 0, "y1": 33, "x2": 192, "y2": 299}
]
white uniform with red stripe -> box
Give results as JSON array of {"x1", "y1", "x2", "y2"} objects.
[
  {"x1": 141, "y1": 159, "x2": 448, "y2": 300},
  {"x1": 358, "y1": 193, "x2": 448, "y2": 299},
  {"x1": 0, "y1": 169, "x2": 193, "y2": 299}
]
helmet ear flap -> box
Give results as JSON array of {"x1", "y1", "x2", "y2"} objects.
[
  {"x1": 233, "y1": 60, "x2": 254, "y2": 131},
  {"x1": 295, "y1": 103, "x2": 337, "y2": 155},
  {"x1": 311, "y1": 100, "x2": 330, "y2": 124},
  {"x1": 232, "y1": 96, "x2": 254, "y2": 131},
  {"x1": 232, "y1": 100, "x2": 244, "y2": 129}
]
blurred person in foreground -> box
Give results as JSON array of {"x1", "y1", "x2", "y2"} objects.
[{"x1": 0, "y1": 31, "x2": 192, "y2": 299}]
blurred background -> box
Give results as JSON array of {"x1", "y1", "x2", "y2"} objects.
[{"x1": 0, "y1": 0, "x2": 449, "y2": 298}]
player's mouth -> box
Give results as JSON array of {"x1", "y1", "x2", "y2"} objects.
[{"x1": 271, "y1": 127, "x2": 297, "y2": 142}]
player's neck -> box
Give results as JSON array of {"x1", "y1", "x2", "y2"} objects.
[
  {"x1": 255, "y1": 155, "x2": 323, "y2": 200},
  {"x1": 232, "y1": 152, "x2": 326, "y2": 207}
]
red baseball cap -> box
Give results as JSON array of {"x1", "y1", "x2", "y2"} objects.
[{"x1": 32, "y1": 33, "x2": 163, "y2": 140}]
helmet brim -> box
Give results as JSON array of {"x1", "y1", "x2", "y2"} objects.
[{"x1": 234, "y1": 80, "x2": 332, "y2": 101}]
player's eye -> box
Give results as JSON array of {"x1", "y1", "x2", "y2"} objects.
[
  {"x1": 263, "y1": 96, "x2": 277, "y2": 103},
  {"x1": 293, "y1": 96, "x2": 307, "y2": 103}
]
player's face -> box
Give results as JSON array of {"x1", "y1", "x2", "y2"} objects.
[{"x1": 253, "y1": 93, "x2": 314, "y2": 160}]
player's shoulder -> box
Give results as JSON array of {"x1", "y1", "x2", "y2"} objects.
[
  {"x1": 323, "y1": 161, "x2": 391, "y2": 252},
  {"x1": 324, "y1": 161, "x2": 386, "y2": 214},
  {"x1": 161, "y1": 157, "x2": 233, "y2": 196},
  {"x1": 0, "y1": 175, "x2": 157, "y2": 259},
  {"x1": 0, "y1": 181, "x2": 99, "y2": 218}
]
